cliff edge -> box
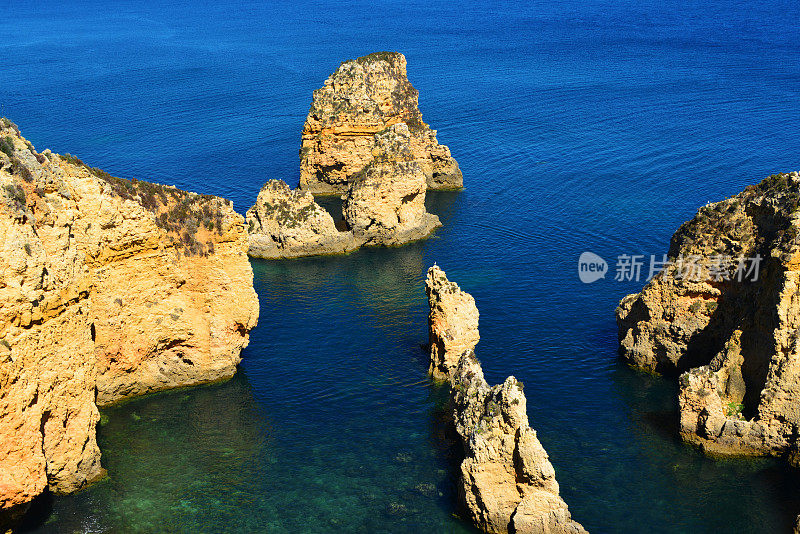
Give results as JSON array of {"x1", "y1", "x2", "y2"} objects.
[
  {"x1": 0, "y1": 119, "x2": 259, "y2": 523},
  {"x1": 617, "y1": 172, "x2": 800, "y2": 460}
]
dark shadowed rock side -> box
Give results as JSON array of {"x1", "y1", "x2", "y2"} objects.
[
  {"x1": 426, "y1": 266, "x2": 586, "y2": 534},
  {"x1": 0, "y1": 119, "x2": 259, "y2": 528},
  {"x1": 617, "y1": 171, "x2": 800, "y2": 461},
  {"x1": 299, "y1": 51, "x2": 462, "y2": 194},
  {"x1": 247, "y1": 124, "x2": 441, "y2": 258}
]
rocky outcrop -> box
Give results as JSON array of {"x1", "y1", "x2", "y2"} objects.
[
  {"x1": 247, "y1": 124, "x2": 440, "y2": 258},
  {"x1": 246, "y1": 52, "x2": 452, "y2": 259},
  {"x1": 450, "y1": 353, "x2": 587, "y2": 534},
  {"x1": 246, "y1": 179, "x2": 360, "y2": 258},
  {"x1": 617, "y1": 171, "x2": 800, "y2": 461},
  {"x1": 298, "y1": 51, "x2": 462, "y2": 194},
  {"x1": 342, "y1": 124, "x2": 441, "y2": 246},
  {"x1": 425, "y1": 265, "x2": 479, "y2": 380},
  {"x1": 0, "y1": 119, "x2": 259, "y2": 523},
  {"x1": 427, "y1": 266, "x2": 585, "y2": 534}
]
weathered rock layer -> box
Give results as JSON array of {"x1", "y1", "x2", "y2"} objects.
[
  {"x1": 0, "y1": 119, "x2": 259, "y2": 522},
  {"x1": 299, "y1": 52, "x2": 462, "y2": 194},
  {"x1": 427, "y1": 266, "x2": 586, "y2": 534},
  {"x1": 426, "y1": 265, "x2": 480, "y2": 380},
  {"x1": 617, "y1": 171, "x2": 800, "y2": 460},
  {"x1": 342, "y1": 124, "x2": 441, "y2": 246}
]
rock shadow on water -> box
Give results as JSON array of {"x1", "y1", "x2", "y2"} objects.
[
  {"x1": 19, "y1": 373, "x2": 273, "y2": 533},
  {"x1": 610, "y1": 361, "x2": 800, "y2": 533}
]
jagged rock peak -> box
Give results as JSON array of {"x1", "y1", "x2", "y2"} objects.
[
  {"x1": 426, "y1": 265, "x2": 586, "y2": 533},
  {"x1": 425, "y1": 265, "x2": 480, "y2": 380},
  {"x1": 616, "y1": 171, "x2": 800, "y2": 460},
  {"x1": 449, "y1": 352, "x2": 587, "y2": 534},
  {"x1": 299, "y1": 51, "x2": 462, "y2": 194}
]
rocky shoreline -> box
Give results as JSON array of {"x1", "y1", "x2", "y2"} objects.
[
  {"x1": 0, "y1": 50, "x2": 462, "y2": 531},
  {"x1": 617, "y1": 171, "x2": 800, "y2": 463},
  {"x1": 0, "y1": 119, "x2": 259, "y2": 527},
  {"x1": 426, "y1": 266, "x2": 586, "y2": 534}
]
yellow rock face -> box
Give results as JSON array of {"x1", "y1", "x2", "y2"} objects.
[
  {"x1": 425, "y1": 265, "x2": 480, "y2": 380},
  {"x1": 342, "y1": 124, "x2": 441, "y2": 246},
  {"x1": 0, "y1": 119, "x2": 259, "y2": 517},
  {"x1": 426, "y1": 266, "x2": 586, "y2": 534},
  {"x1": 617, "y1": 171, "x2": 800, "y2": 460},
  {"x1": 299, "y1": 52, "x2": 462, "y2": 194}
]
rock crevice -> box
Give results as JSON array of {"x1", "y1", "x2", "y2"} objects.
[{"x1": 617, "y1": 171, "x2": 800, "y2": 460}]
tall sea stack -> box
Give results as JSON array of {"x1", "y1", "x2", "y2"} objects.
[{"x1": 299, "y1": 51, "x2": 462, "y2": 194}]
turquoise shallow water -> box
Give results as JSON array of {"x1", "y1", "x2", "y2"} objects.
[{"x1": 4, "y1": 0, "x2": 800, "y2": 531}]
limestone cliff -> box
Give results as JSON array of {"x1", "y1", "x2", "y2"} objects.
[
  {"x1": 0, "y1": 119, "x2": 259, "y2": 522},
  {"x1": 617, "y1": 171, "x2": 800, "y2": 460},
  {"x1": 246, "y1": 179, "x2": 360, "y2": 258},
  {"x1": 298, "y1": 51, "x2": 462, "y2": 194},
  {"x1": 342, "y1": 124, "x2": 441, "y2": 246},
  {"x1": 427, "y1": 266, "x2": 585, "y2": 534},
  {"x1": 426, "y1": 265, "x2": 479, "y2": 380}
]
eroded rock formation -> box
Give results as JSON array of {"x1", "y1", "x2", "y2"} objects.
[
  {"x1": 299, "y1": 51, "x2": 462, "y2": 194},
  {"x1": 246, "y1": 179, "x2": 360, "y2": 258},
  {"x1": 617, "y1": 171, "x2": 800, "y2": 460},
  {"x1": 247, "y1": 124, "x2": 440, "y2": 257},
  {"x1": 342, "y1": 124, "x2": 441, "y2": 246},
  {"x1": 426, "y1": 264, "x2": 479, "y2": 380},
  {"x1": 450, "y1": 353, "x2": 587, "y2": 534},
  {"x1": 0, "y1": 119, "x2": 259, "y2": 523},
  {"x1": 427, "y1": 266, "x2": 585, "y2": 534}
]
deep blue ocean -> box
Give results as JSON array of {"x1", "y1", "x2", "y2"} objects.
[{"x1": 3, "y1": 0, "x2": 800, "y2": 532}]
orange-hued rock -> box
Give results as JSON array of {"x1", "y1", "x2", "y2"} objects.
[
  {"x1": 0, "y1": 119, "x2": 259, "y2": 522},
  {"x1": 246, "y1": 179, "x2": 362, "y2": 258},
  {"x1": 425, "y1": 265, "x2": 479, "y2": 380},
  {"x1": 426, "y1": 266, "x2": 586, "y2": 534},
  {"x1": 248, "y1": 124, "x2": 441, "y2": 258},
  {"x1": 299, "y1": 51, "x2": 462, "y2": 194},
  {"x1": 449, "y1": 353, "x2": 587, "y2": 534},
  {"x1": 342, "y1": 124, "x2": 441, "y2": 246},
  {"x1": 616, "y1": 171, "x2": 800, "y2": 461}
]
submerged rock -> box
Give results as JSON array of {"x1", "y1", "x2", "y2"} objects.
[
  {"x1": 426, "y1": 266, "x2": 586, "y2": 534},
  {"x1": 425, "y1": 265, "x2": 480, "y2": 380},
  {"x1": 342, "y1": 124, "x2": 441, "y2": 246},
  {"x1": 617, "y1": 171, "x2": 800, "y2": 460},
  {"x1": 0, "y1": 119, "x2": 259, "y2": 521},
  {"x1": 246, "y1": 179, "x2": 361, "y2": 258},
  {"x1": 299, "y1": 51, "x2": 462, "y2": 194}
]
